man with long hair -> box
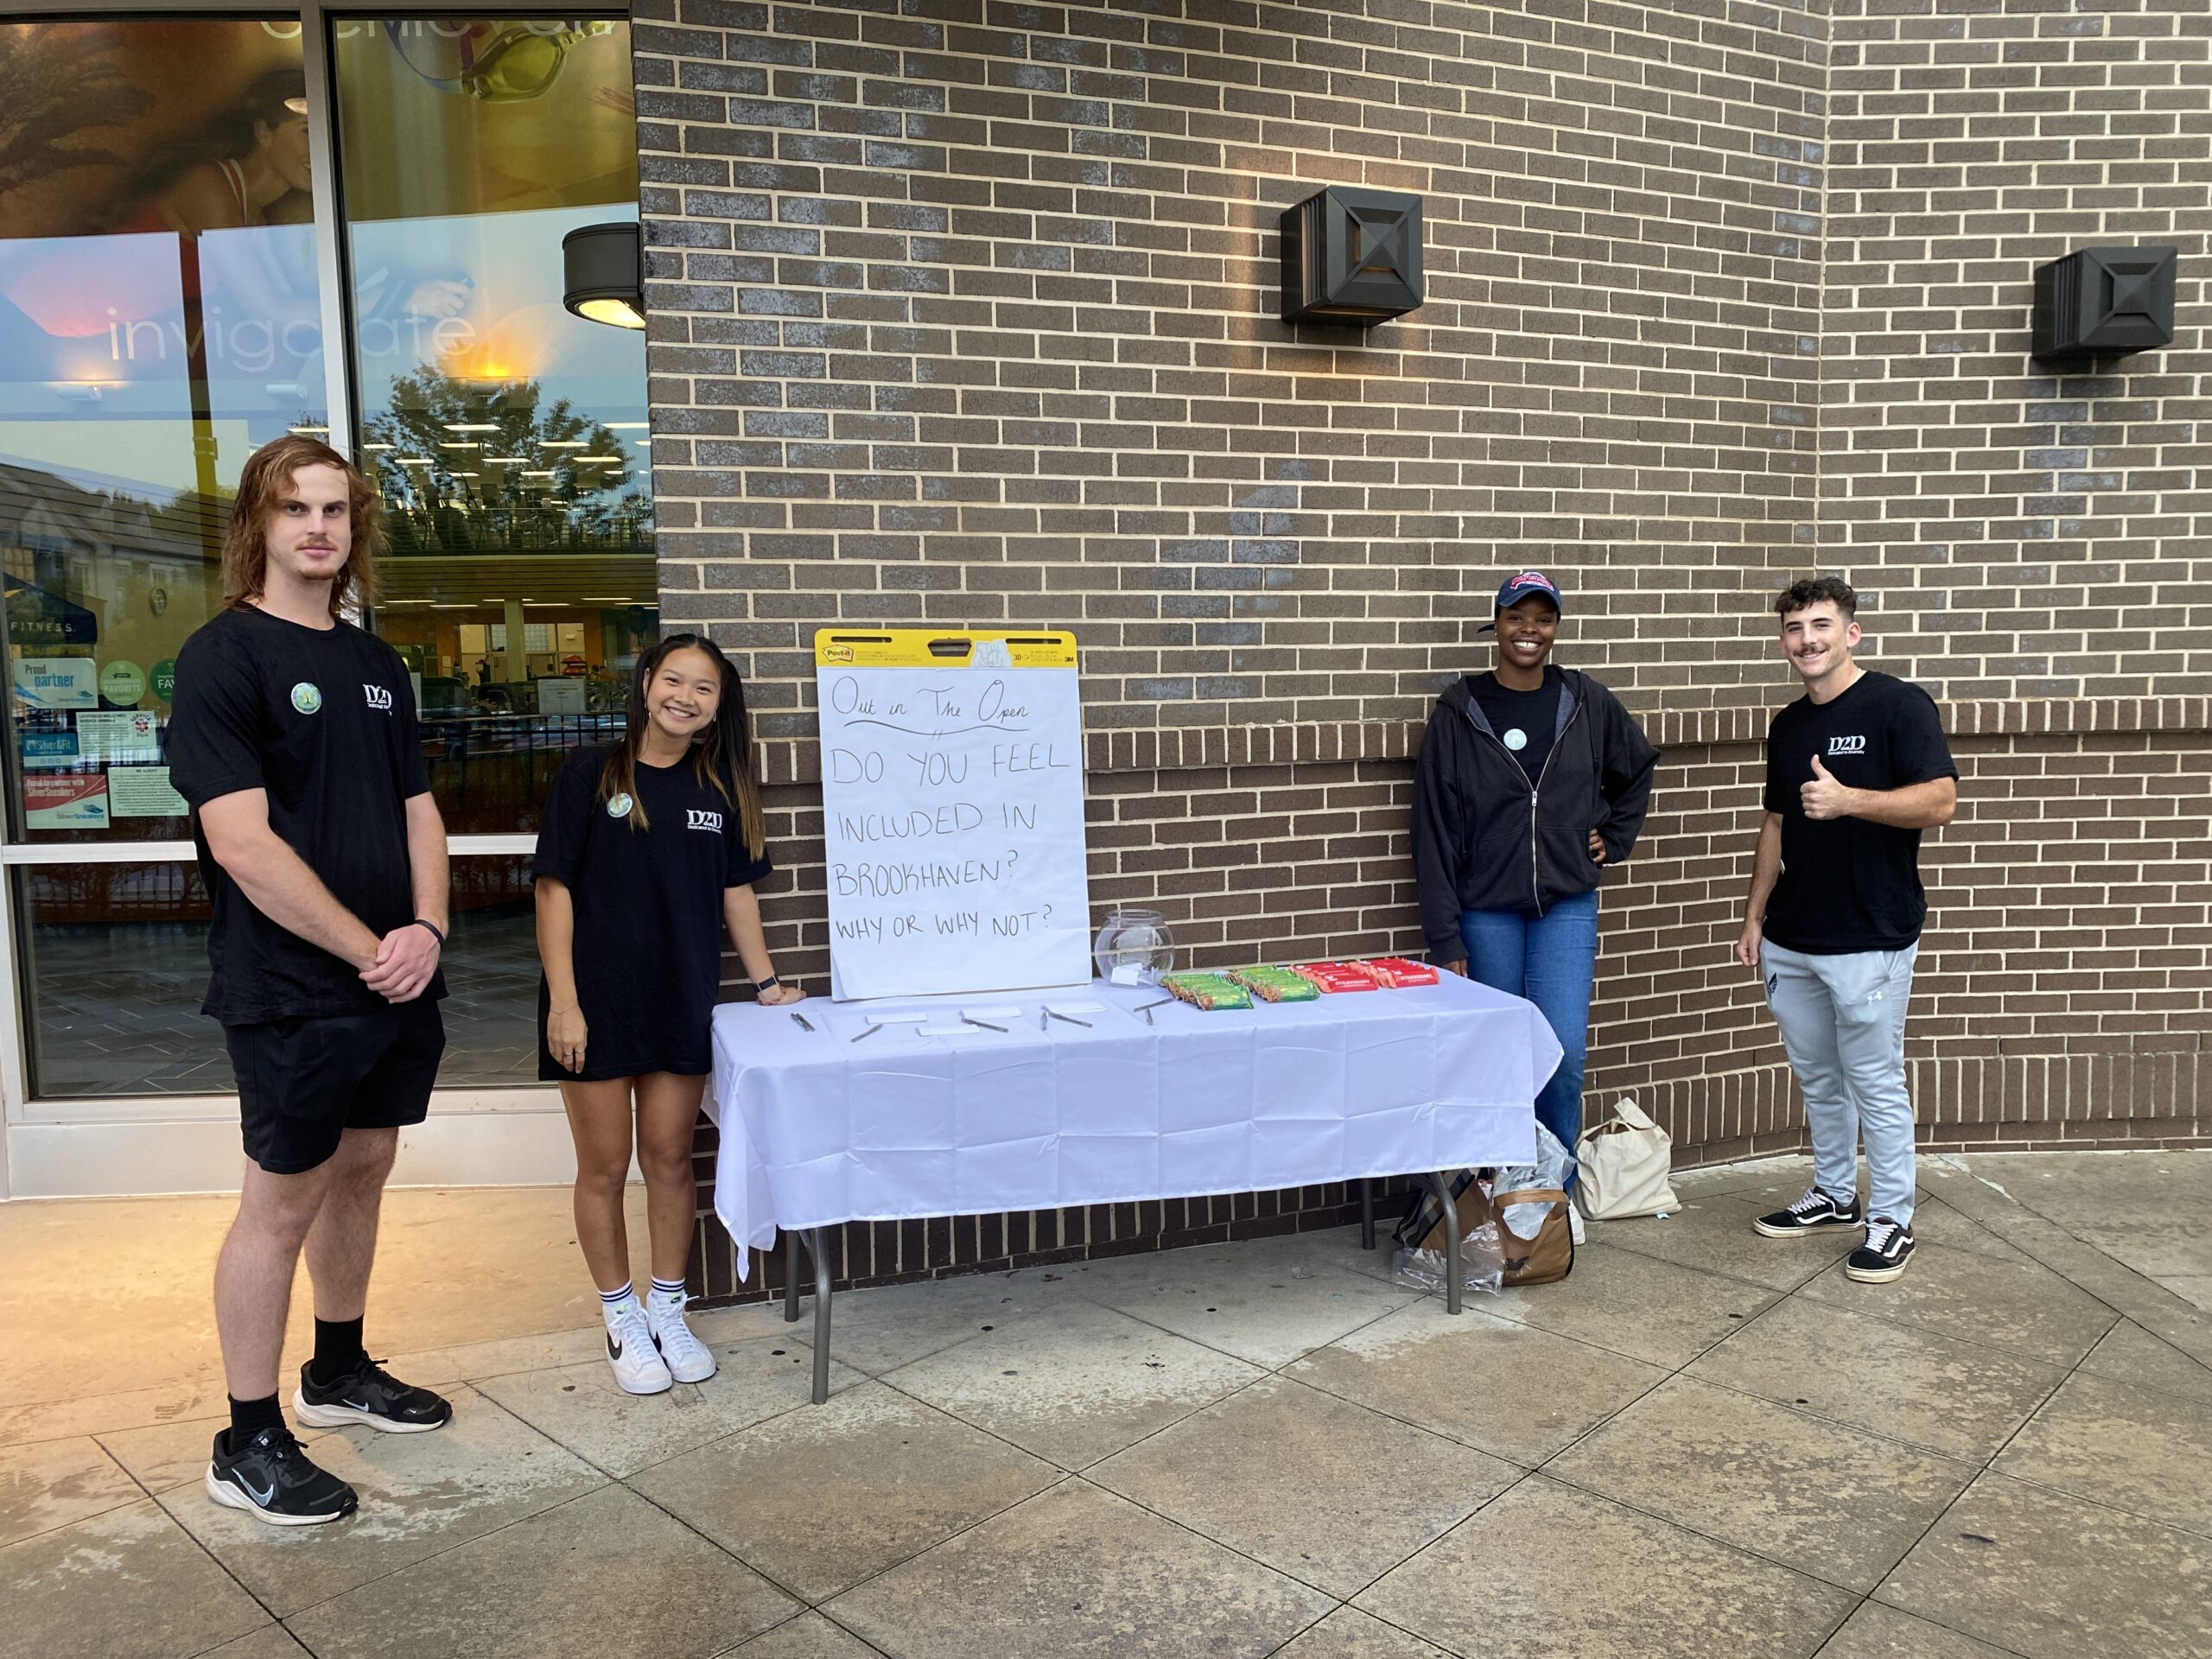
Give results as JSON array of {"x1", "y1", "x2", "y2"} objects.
[{"x1": 168, "y1": 435, "x2": 454, "y2": 1525}]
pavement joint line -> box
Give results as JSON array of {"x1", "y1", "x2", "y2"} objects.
[
  {"x1": 15, "y1": 1154, "x2": 2206, "y2": 1656},
  {"x1": 1821, "y1": 1164, "x2": 2183, "y2": 1656}
]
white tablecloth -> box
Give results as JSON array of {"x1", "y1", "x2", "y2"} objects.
[{"x1": 707, "y1": 975, "x2": 1562, "y2": 1281}]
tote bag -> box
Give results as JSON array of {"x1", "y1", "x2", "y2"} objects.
[{"x1": 1573, "y1": 1096, "x2": 1679, "y2": 1221}]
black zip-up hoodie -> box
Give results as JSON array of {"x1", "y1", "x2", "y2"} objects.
[{"x1": 1410, "y1": 668, "x2": 1659, "y2": 962}]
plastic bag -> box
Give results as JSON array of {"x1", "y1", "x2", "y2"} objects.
[
  {"x1": 1392, "y1": 1217, "x2": 1505, "y2": 1295},
  {"x1": 1494, "y1": 1124, "x2": 1576, "y2": 1236}
]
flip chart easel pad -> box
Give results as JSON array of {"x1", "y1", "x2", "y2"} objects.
[{"x1": 815, "y1": 631, "x2": 1091, "y2": 1001}]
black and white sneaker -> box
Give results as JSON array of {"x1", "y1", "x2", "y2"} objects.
[
  {"x1": 1846, "y1": 1217, "x2": 1916, "y2": 1282},
  {"x1": 1752, "y1": 1187, "x2": 1863, "y2": 1238},
  {"x1": 293, "y1": 1357, "x2": 453, "y2": 1433},
  {"x1": 206, "y1": 1426, "x2": 357, "y2": 1526}
]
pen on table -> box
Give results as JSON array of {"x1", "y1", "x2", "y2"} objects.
[
  {"x1": 1047, "y1": 1009, "x2": 1093, "y2": 1028},
  {"x1": 962, "y1": 1014, "x2": 1007, "y2": 1033},
  {"x1": 790, "y1": 1010, "x2": 815, "y2": 1033},
  {"x1": 850, "y1": 1021, "x2": 882, "y2": 1044}
]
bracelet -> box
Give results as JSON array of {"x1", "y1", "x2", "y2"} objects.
[
  {"x1": 753, "y1": 973, "x2": 781, "y2": 993},
  {"x1": 411, "y1": 918, "x2": 445, "y2": 945}
]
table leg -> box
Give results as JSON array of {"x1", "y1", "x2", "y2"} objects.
[
  {"x1": 783, "y1": 1230, "x2": 802, "y2": 1323},
  {"x1": 808, "y1": 1226, "x2": 832, "y2": 1406},
  {"x1": 1360, "y1": 1179, "x2": 1376, "y2": 1250},
  {"x1": 1425, "y1": 1171, "x2": 1463, "y2": 1316}
]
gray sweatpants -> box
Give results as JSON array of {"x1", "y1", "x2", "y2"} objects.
[{"x1": 1760, "y1": 939, "x2": 1920, "y2": 1224}]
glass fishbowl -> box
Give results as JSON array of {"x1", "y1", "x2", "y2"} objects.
[{"x1": 1093, "y1": 907, "x2": 1175, "y2": 986}]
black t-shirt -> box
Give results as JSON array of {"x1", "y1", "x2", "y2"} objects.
[
  {"x1": 168, "y1": 607, "x2": 441, "y2": 1021},
  {"x1": 1470, "y1": 669, "x2": 1563, "y2": 784},
  {"x1": 533, "y1": 746, "x2": 772, "y2": 1077},
  {"x1": 1762, "y1": 670, "x2": 1957, "y2": 954}
]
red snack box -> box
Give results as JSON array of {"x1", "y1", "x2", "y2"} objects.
[
  {"x1": 1357, "y1": 957, "x2": 1439, "y2": 988},
  {"x1": 1292, "y1": 961, "x2": 1378, "y2": 993}
]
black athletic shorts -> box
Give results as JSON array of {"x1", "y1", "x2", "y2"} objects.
[{"x1": 225, "y1": 1000, "x2": 447, "y2": 1175}]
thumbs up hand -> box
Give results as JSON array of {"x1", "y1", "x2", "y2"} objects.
[{"x1": 1800, "y1": 753, "x2": 1855, "y2": 821}]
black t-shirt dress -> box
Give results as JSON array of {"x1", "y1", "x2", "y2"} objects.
[{"x1": 532, "y1": 744, "x2": 772, "y2": 1081}]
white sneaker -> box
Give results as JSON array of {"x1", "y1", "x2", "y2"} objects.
[
  {"x1": 646, "y1": 1292, "x2": 717, "y2": 1384},
  {"x1": 604, "y1": 1300, "x2": 672, "y2": 1395}
]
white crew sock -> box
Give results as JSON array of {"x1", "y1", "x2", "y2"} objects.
[{"x1": 599, "y1": 1281, "x2": 640, "y2": 1325}]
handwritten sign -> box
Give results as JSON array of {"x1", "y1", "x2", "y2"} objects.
[{"x1": 815, "y1": 630, "x2": 1090, "y2": 1000}]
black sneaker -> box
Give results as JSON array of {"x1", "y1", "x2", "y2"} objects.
[
  {"x1": 294, "y1": 1357, "x2": 453, "y2": 1434},
  {"x1": 1751, "y1": 1187, "x2": 1863, "y2": 1238},
  {"x1": 1846, "y1": 1216, "x2": 1916, "y2": 1282},
  {"x1": 205, "y1": 1425, "x2": 357, "y2": 1526}
]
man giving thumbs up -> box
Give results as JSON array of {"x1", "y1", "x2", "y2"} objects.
[{"x1": 1736, "y1": 578, "x2": 1958, "y2": 1283}]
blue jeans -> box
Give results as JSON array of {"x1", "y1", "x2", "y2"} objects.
[{"x1": 1459, "y1": 891, "x2": 1599, "y2": 1186}]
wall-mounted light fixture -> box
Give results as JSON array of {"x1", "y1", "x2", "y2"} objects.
[
  {"x1": 2032, "y1": 246, "x2": 2177, "y2": 361},
  {"x1": 1280, "y1": 186, "x2": 1424, "y2": 324},
  {"x1": 562, "y1": 222, "x2": 645, "y2": 330}
]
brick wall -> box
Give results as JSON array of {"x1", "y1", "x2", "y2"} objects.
[
  {"x1": 1821, "y1": 0, "x2": 2212, "y2": 701},
  {"x1": 637, "y1": 0, "x2": 2212, "y2": 1300},
  {"x1": 633, "y1": 0, "x2": 1829, "y2": 729}
]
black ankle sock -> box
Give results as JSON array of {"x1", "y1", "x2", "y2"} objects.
[
  {"x1": 308, "y1": 1316, "x2": 366, "y2": 1386},
  {"x1": 228, "y1": 1393, "x2": 284, "y2": 1448}
]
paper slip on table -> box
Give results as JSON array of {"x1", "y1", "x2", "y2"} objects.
[{"x1": 707, "y1": 973, "x2": 1561, "y2": 1402}]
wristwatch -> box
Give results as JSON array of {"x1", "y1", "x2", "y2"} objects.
[{"x1": 753, "y1": 973, "x2": 781, "y2": 994}]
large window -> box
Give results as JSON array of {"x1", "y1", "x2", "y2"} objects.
[
  {"x1": 337, "y1": 16, "x2": 653, "y2": 838},
  {"x1": 0, "y1": 15, "x2": 649, "y2": 1103},
  {"x1": 0, "y1": 21, "x2": 330, "y2": 846}
]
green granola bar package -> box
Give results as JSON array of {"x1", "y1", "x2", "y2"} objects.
[
  {"x1": 1158, "y1": 972, "x2": 1253, "y2": 1010},
  {"x1": 1227, "y1": 965, "x2": 1319, "y2": 1002}
]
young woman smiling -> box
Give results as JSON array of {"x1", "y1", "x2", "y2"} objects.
[
  {"x1": 1410, "y1": 571, "x2": 1659, "y2": 1192},
  {"x1": 533, "y1": 634, "x2": 803, "y2": 1394}
]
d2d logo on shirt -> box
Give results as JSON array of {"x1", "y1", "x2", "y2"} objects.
[
  {"x1": 362, "y1": 683, "x2": 394, "y2": 713},
  {"x1": 1827, "y1": 734, "x2": 1867, "y2": 756},
  {"x1": 686, "y1": 809, "x2": 723, "y2": 833}
]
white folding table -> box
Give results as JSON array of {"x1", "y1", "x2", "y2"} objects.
[{"x1": 707, "y1": 974, "x2": 1560, "y2": 1402}]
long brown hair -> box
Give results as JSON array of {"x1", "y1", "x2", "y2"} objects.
[
  {"x1": 221, "y1": 435, "x2": 379, "y2": 617},
  {"x1": 599, "y1": 633, "x2": 766, "y2": 857}
]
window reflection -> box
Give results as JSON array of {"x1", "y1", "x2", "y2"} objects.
[
  {"x1": 17, "y1": 855, "x2": 543, "y2": 1096},
  {"x1": 334, "y1": 17, "x2": 653, "y2": 836},
  {"x1": 0, "y1": 21, "x2": 331, "y2": 842}
]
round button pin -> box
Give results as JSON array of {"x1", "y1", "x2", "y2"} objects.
[
  {"x1": 1503, "y1": 728, "x2": 1528, "y2": 751},
  {"x1": 606, "y1": 791, "x2": 633, "y2": 818},
  {"x1": 290, "y1": 682, "x2": 322, "y2": 715}
]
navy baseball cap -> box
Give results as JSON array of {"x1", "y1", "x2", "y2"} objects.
[{"x1": 1479, "y1": 569, "x2": 1562, "y2": 630}]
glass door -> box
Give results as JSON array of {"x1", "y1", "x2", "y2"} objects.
[
  {"x1": 0, "y1": 19, "x2": 332, "y2": 1105},
  {"x1": 0, "y1": 10, "x2": 652, "y2": 1192},
  {"x1": 331, "y1": 13, "x2": 652, "y2": 1088}
]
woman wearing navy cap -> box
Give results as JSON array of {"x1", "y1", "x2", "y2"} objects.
[{"x1": 1410, "y1": 571, "x2": 1659, "y2": 1192}]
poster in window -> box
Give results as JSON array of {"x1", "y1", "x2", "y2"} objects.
[
  {"x1": 109, "y1": 766, "x2": 188, "y2": 817},
  {"x1": 20, "y1": 730, "x2": 81, "y2": 768},
  {"x1": 25, "y1": 772, "x2": 110, "y2": 829},
  {"x1": 13, "y1": 658, "x2": 98, "y2": 710},
  {"x1": 76, "y1": 709, "x2": 161, "y2": 762}
]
